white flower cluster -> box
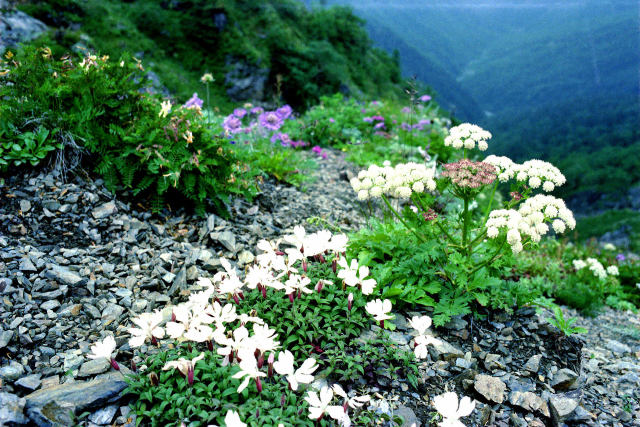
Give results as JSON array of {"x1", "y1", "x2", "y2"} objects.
[
  {"x1": 444, "y1": 123, "x2": 492, "y2": 151},
  {"x1": 515, "y1": 160, "x2": 566, "y2": 192},
  {"x1": 518, "y1": 194, "x2": 576, "y2": 235},
  {"x1": 573, "y1": 258, "x2": 618, "y2": 279},
  {"x1": 483, "y1": 155, "x2": 517, "y2": 183},
  {"x1": 350, "y1": 162, "x2": 436, "y2": 200},
  {"x1": 486, "y1": 195, "x2": 575, "y2": 253},
  {"x1": 409, "y1": 315, "x2": 442, "y2": 359}
]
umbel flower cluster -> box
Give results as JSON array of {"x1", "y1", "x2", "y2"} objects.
[
  {"x1": 350, "y1": 162, "x2": 437, "y2": 200},
  {"x1": 573, "y1": 258, "x2": 619, "y2": 279},
  {"x1": 484, "y1": 155, "x2": 566, "y2": 192},
  {"x1": 442, "y1": 159, "x2": 497, "y2": 189},
  {"x1": 444, "y1": 123, "x2": 492, "y2": 151}
]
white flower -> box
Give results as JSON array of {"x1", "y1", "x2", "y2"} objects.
[
  {"x1": 159, "y1": 100, "x2": 171, "y2": 118},
  {"x1": 514, "y1": 159, "x2": 566, "y2": 191},
  {"x1": 305, "y1": 386, "x2": 344, "y2": 420},
  {"x1": 273, "y1": 350, "x2": 318, "y2": 390},
  {"x1": 162, "y1": 352, "x2": 205, "y2": 377},
  {"x1": 232, "y1": 355, "x2": 266, "y2": 393},
  {"x1": 365, "y1": 299, "x2": 393, "y2": 322},
  {"x1": 332, "y1": 384, "x2": 371, "y2": 409},
  {"x1": 87, "y1": 336, "x2": 116, "y2": 360},
  {"x1": 205, "y1": 301, "x2": 238, "y2": 328},
  {"x1": 350, "y1": 162, "x2": 436, "y2": 200},
  {"x1": 224, "y1": 410, "x2": 246, "y2": 427},
  {"x1": 572, "y1": 260, "x2": 587, "y2": 271},
  {"x1": 444, "y1": 123, "x2": 491, "y2": 151},
  {"x1": 433, "y1": 391, "x2": 476, "y2": 427},
  {"x1": 409, "y1": 315, "x2": 432, "y2": 336},
  {"x1": 606, "y1": 265, "x2": 619, "y2": 276},
  {"x1": 128, "y1": 310, "x2": 165, "y2": 348},
  {"x1": 252, "y1": 323, "x2": 280, "y2": 354}
]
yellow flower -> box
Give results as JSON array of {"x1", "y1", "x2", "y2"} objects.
[
  {"x1": 5, "y1": 51, "x2": 13, "y2": 60},
  {"x1": 183, "y1": 130, "x2": 193, "y2": 144},
  {"x1": 200, "y1": 73, "x2": 214, "y2": 83},
  {"x1": 159, "y1": 100, "x2": 172, "y2": 118},
  {"x1": 40, "y1": 47, "x2": 52, "y2": 59}
]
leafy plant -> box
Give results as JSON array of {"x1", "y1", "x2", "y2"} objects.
[{"x1": 533, "y1": 298, "x2": 587, "y2": 336}]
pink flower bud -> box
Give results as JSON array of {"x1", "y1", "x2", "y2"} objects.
[
  {"x1": 261, "y1": 285, "x2": 267, "y2": 298},
  {"x1": 187, "y1": 366, "x2": 194, "y2": 386},
  {"x1": 255, "y1": 377, "x2": 263, "y2": 393},
  {"x1": 268, "y1": 353, "x2": 275, "y2": 378},
  {"x1": 233, "y1": 294, "x2": 240, "y2": 304},
  {"x1": 207, "y1": 340, "x2": 213, "y2": 352},
  {"x1": 302, "y1": 260, "x2": 308, "y2": 272},
  {"x1": 171, "y1": 311, "x2": 176, "y2": 322},
  {"x1": 332, "y1": 259, "x2": 337, "y2": 273},
  {"x1": 316, "y1": 280, "x2": 324, "y2": 293},
  {"x1": 288, "y1": 293, "x2": 294, "y2": 303},
  {"x1": 110, "y1": 358, "x2": 120, "y2": 371},
  {"x1": 348, "y1": 293, "x2": 353, "y2": 311}
]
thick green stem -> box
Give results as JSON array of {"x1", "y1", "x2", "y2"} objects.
[
  {"x1": 482, "y1": 181, "x2": 498, "y2": 227},
  {"x1": 462, "y1": 196, "x2": 471, "y2": 256},
  {"x1": 381, "y1": 195, "x2": 427, "y2": 243}
]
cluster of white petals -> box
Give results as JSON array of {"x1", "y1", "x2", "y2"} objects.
[
  {"x1": 305, "y1": 384, "x2": 371, "y2": 425},
  {"x1": 444, "y1": 123, "x2": 492, "y2": 151},
  {"x1": 433, "y1": 391, "x2": 476, "y2": 427},
  {"x1": 574, "y1": 257, "x2": 610, "y2": 279},
  {"x1": 483, "y1": 155, "x2": 517, "y2": 183},
  {"x1": 409, "y1": 315, "x2": 442, "y2": 359},
  {"x1": 514, "y1": 159, "x2": 566, "y2": 192},
  {"x1": 485, "y1": 209, "x2": 530, "y2": 253},
  {"x1": 518, "y1": 194, "x2": 576, "y2": 236},
  {"x1": 350, "y1": 162, "x2": 436, "y2": 200},
  {"x1": 337, "y1": 258, "x2": 377, "y2": 295},
  {"x1": 365, "y1": 299, "x2": 393, "y2": 323}
]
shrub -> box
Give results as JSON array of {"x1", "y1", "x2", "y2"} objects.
[{"x1": 0, "y1": 47, "x2": 256, "y2": 213}]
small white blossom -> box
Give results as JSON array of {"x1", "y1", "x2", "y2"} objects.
[{"x1": 433, "y1": 391, "x2": 476, "y2": 427}]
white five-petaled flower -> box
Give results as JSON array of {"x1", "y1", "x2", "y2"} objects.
[
  {"x1": 223, "y1": 410, "x2": 246, "y2": 427},
  {"x1": 162, "y1": 352, "x2": 205, "y2": 377},
  {"x1": 128, "y1": 310, "x2": 165, "y2": 348},
  {"x1": 305, "y1": 386, "x2": 344, "y2": 420},
  {"x1": 232, "y1": 354, "x2": 266, "y2": 393},
  {"x1": 273, "y1": 350, "x2": 318, "y2": 391},
  {"x1": 409, "y1": 315, "x2": 433, "y2": 335},
  {"x1": 87, "y1": 335, "x2": 116, "y2": 360},
  {"x1": 342, "y1": 263, "x2": 377, "y2": 295},
  {"x1": 433, "y1": 391, "x2": 476, "y2": 427},
  {"x1": 365, "y1": 299, "x2": 393, "y2": 324},
  {"x1": 331, "y1": 384, "x2": 371, "y2": 409}
]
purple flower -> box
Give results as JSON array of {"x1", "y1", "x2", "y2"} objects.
[
  {"x1": 616, "y1": 253, "x2": 626, "y2": 262},
  {"x1": 371, "y1": 115, "x2": 385, "y2": 121},
  {"x1": 374, "y1": 122, "x2": 385, "y2": 130},
  {"x1": 271, "y1": 132, "x2": 292, "y2": 146},
  {"x1": 371, "y1": 101, "x2": 380, "y2": 106},
  {"x1": 250, "y1": 106, "x2": 264, "y2": 115},
  {"x1": 363, "y1": 117, "x2": 374, "y2": 123},
  {"x1": 329, "y1": 118, "x2": 335, "y2": 123},
  {"x1": 418, "y1": 119, "x2": 431, "y2": 126},
  {"x1": 312, "y1": 145, "x2": 327, "y2": 159},
  {"x1": 233, "y1": 108, "x2": 247, "y2": 118},
  {"x1": 259, "y1": 111, "x2": 284, "y2": 131},
  {"x1": 223, "y1": 115, "x2": 243, "y2": 134},
  {"x1": 419, "y1": 94, "x2": 432, "y2": 102},
  {"x1": 276, "y1": 105, "x2": 292, "y2": 120},
  {"x1": 290, "y1": 140, "x2": 308, "y2": 148},
  {"x1": 184, "y1": 93, "x2": 203, "y2": 109},
  {"x1": 401, "y1": 107, "x2": 411, "y2": 114},
  {"x1": 361, "y1": 108, "x2": 367, "y2": 114}
]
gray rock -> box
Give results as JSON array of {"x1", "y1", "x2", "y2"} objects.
[
  {"x1": 78, "y1": 359, "x2": 110, "y2": 378},
  {"x1": 429, "y1": 338, "x2": 464, "y2": 361},
  {"x1": 549, "y1": 393, "x2": 580, "y2": 424},
  {"x1": 0, "y1": 360, "x2": 25, "y2": 382},
  {"x1": 524, "y1": 354, "x2": 542, "y2": 373},
  {"x1": 25, "y1": 372, "x2": 128, "y2": 413},
  {"x1": 92, "y1": 202, "x2": 117, "y2": 219},
  {"x1": 606, "y1": 339, "x2": 631, "y2": 355},
  {"x1": 167, "y1": 268, "x2": 187, "y2": 297},
  {"x1": 40, "y1": 300, "x2": 61, "y2": 311},
  {"x1": 15, "y1": 374, "x2": 42, "y2": 391},
  {"x1": 101, "y1": 304, "x2": 125, "y2": 324},
  {"x1": 395, "y1": 404, "x2": 420, "y2": 427},
  {"x1": 26, "y1": 400, "x2": 75, "y2": 426},
  {"x1": 0, "y1": 6, "x2": 47, "y2": 52},
  {"x1": 88, "y1": 404, "x2": 118, "y2": 425},
  {"x1": 474, "y1": 374, "x2": 506, "y2": 404},
  {"x1": 550, "y1": 368, "x2": 578, "y2": 391},
  {"x1": 20, "y1": 257, "x2": 37, "y2": 272},
  {"x1": 0, "y1": 329, "x2": 13, "y2": 348},
  {"x1": 509, "y1": 391, "x2": 549, "y2": 417},
  {"x1": 213, "y1": 230, "x2": 237, "y2": 253},
  {"x1": 225, "y1": 58, "x2": 269, "y2": 101},
  {"x1": 45, "y1": 264, "x2": 83, "y2": 286},
  {"x1": 484, "y1": 353, "x2": 505, "y2": 371},
  {"x1": 237, "y1": 250, "x2": 255, "y2": 265},
  {"x1": 0, "y1": 392, "x2": 28, "y2": 426},
  {"x1": 19, "y1": 199, "x2": 32, "y2": 213}
]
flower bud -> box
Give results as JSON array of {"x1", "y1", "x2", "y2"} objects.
[
  {"x1": 268, "y1": 353, "x2": 275, "y2": 378},
  {"x1": 348, "y1": 293, "x2": 353, "y2": 311},
  {"x1": 130, "y1": 360, "x2": 137, "y2": 372},
  {"x1": 316, "y1": 280, "x2": 324, "y2": 293},
  {"x1": 255, "y1": 377, "x2": 263, "y2": 393},
  {"x1": 187, "y1": 366, "x2": 194, "y2": 386},
  {"x1": 110, "y1": 358, "x2": 120, "y2": 371},
  {"x1": 148, "y1": 372, "x2": 159, "y2": 386}
]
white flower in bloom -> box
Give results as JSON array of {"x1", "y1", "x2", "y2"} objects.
[
  {"x1": 409, "y1": 315, "x2": 432, "y2": 336},
  {"x1": 603, "y1": 243, "x2": 616, "y2": 251},
  {"x1": 159, "y1": 100, "x2": 171, "y2": 118},
  {"x1": 414, "y1": 334, "x2": 442, "y2": 359},
  {"x1": 485, "y1": 209, "x2": 530, "y2": 253},
  {"x1": 433, "y1": 391, "x2": 476, "y2": 427},
  {"x1": 606, "y1": 265, "x2": 619, "y2": 276},
  {"x1": 341, "y1": 263, "x2": 377, "y2": 295},
  {"x1": 273, "y1": 350, "x2": 318, "y2": 390},
  {"x1": 331, "y1": 384, "x2": 371, "y2": 409},
  {"x1": 87, "y1": 336, "x2": 116, "y2": 360},
  {"x1": 327, "y1": 234, "x2": 349, "y2": 254},
  {"x1": 256, "y1": 239, "x2": 282, "y2": 267},
  {"x1": 205, "y1": 301, "x2": 238, "y2": 328},
  {"x1": 305, "y1": 386, "x2": 344, "y2": 420},
  {"x1": 232, "y1": 355, "x2": 266, "y2": 393},
  {"x1": 514, "y1": 159, "x2": 566, "y2": 191},
  {"x1": 573, "y1": 260, "x2": 587, "y2": 270},
  {"x1": 350, "y1": 162, "x2": 436, "y2": 201},
  {"x1": 444, "y1": 123, "x2": 492, "y2": 151},
  {"x1": 586, "y1": 258, "x2": 607, "y2": 279},
  {"x1": 162, "y1": 352, "x2": 205, "y2": 377},
  {"x1": 517, "y1": 194, "x2": 575, "y2": 236},
  {"x1": 365, "y1": 299, "x2": 393, "y2": 322},
  {"x1": 224, "y1": 410, "x2": 246, "y2": 427},
  {"x1": 251, "y1": 323, "x2": 280, "y2": 354},
  {"x1": 128, "y1": 310, "x2": 165, "y2": 348}
]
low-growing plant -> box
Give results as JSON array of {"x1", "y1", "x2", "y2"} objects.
[
  {"x1": 533, "y1": 298, "x2": 587, "y2": 336},
  {"x1": 0, "y1": 47, "x2": 256, "y2": 214}
]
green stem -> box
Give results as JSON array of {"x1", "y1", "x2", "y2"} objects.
[
  {"x1": 381, "y1": 195, "x2": 427, "y2": 243},
  {"x1": 471, "y1": 237, "x2": 506, "y2": 275},
  {"x1": 205, "y1": 83, "x2": 211, "y2": 127},
  {"x1": 462, "y1": 196, "x2": 471, "y2": 255},
  {"x1": 482, "y1": 181, "x2": 498, "y2": 227},
  {"x1": 434, "y1": 220, "x2": 459, "y2": 247}
]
